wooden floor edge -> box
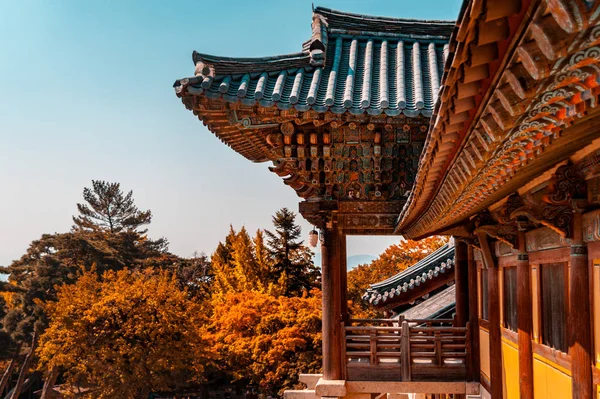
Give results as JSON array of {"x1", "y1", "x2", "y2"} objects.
[{"x1": 344, "y1": 381, "x2": 480, "y2": 394}]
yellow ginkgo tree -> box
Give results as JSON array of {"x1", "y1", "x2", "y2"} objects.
[{"x1": 36, "y1": 268, "x2": 213, "y2": 399}]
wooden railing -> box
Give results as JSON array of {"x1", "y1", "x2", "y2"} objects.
[{"x1": 343, "y1": 319, "x2": 470, "y2": 381}]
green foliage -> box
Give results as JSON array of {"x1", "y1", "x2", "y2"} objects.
[
  {"x1": 0, "y1": 182, "x2": 173, "y2": 344},
  {"x1": 2, "y1": 188, "x2": 326, "y2": 397},
  {"x1": 72, "y1": 180, "x2": 153, "y2": 234},
  {"x1": 265, "y1": 208, "x2": 319, "y2": 297}
]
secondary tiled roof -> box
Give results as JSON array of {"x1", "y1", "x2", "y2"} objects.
[
  {"x1": 175, "y1": 7, "x2": 454, "y2": 117},
  {"x1": 364, "y1": 243, "x2": 455, "y2": 306},
  {"x1": 400, "y1": 284, "x2": 456, "y2": 320}
]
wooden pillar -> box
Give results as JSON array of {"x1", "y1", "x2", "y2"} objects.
[
  {"x1": 467, "y1": 244, "x2": 480, "y2": 382},
  {"x1": 516, "y1": 229, "x2": 534, "y2": 399},
  {"x1": 454, "y1": 239, "x2": 469, "y2": 327},
  {"x1": 454, "y1": 238, "x2": 470, "y2": 399},
  {"x1": 569, "y1": 210, "x2": 593, "y2": 399},
  {"x1": 476, "y1": 232, "x2": 503, "y2": 399},
  {"x1": 321, "y1": 215, "x2": 343, "y2": 381},
  {"x1": 339, "y1": 228, "x2": 349, "y2": 323}
]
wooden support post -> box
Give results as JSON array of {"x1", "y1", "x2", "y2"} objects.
[
  {"x1": 340, "y1": 229, "x2": 349, "y2": 324},
  {"x1": 516, "y1": 229, "x2": 534, "y2": 399},
  {"x1": 476, "y1": 232, "x2": 503, "y2": 399},
  {"x1": 454, "y1": 239, "x2": 469, "y2": 327},
  {"x1": 401, "y1": 320, "x2": 411, "y2": 381},
  {"x1": 321, "y1": 215, "x2": 343, "y2": 380},
  {"x1": 569, "y1": 210, "x2": 593, "y2": 399},
  {"x1": 467, "y1": 244, "x2": 480, "y2": 382}
]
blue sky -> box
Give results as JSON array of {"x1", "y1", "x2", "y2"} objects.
[{"x1": 0, "y1": 0, "x2": 461, "y2": 267}]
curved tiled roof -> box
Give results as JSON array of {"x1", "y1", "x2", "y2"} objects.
[
  {"x1": 364, "y1": 243, "x2": 455, "y2": 306},
  {"x1": 174, "y1": 7, "x2": 454, "y2": 117},
  {"x1": 400, "y1": 284, "x2": 456, "y2": 320}
]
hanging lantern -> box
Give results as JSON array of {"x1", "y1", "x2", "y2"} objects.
[{"x1": 308, "y1": 228, "x2": 319, "y2": 248}]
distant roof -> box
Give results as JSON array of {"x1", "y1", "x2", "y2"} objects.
[
  {"x1": 400, "y1": 284, "x2": 456, "y2": 320},
  {"x1": 364, "y1": 243, "x2": 455, "y2": 307},
  {"x1": 175, "y1": 6, "x2": 454, "y2": 118}
]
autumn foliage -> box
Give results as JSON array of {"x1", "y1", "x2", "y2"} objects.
[
  {"x1": 0, "y1": 180, "x2": 448, "y2": 398},
  {"x1": 347, "y1": 236, "x2": 448, "y2": 318},
  {"x1": 37, "y1": 269, "x2": 212, "y2": 399},
  {"x1": 211, "y1": 290, "x2": 322, "y2": 395}
]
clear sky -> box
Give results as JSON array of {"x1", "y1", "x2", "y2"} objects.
[{"x1": 0, "y1": 0, "x2": 462, "y2": 267}]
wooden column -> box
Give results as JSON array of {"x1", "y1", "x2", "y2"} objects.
[
  {"x1": 516, "y1": 229, "x2": 534, "y2": 399},
  {"x1": 569, "y1": 210, "x2": 593, "y2": 399},
  {"x1": 339, "y1": 228, "x2": 349, "y2": 323},
  {"x1": 467, "y1": 244, "x2": 480, "y2": 382},
  {"x1": 321, "y1": 215, "x2": 343, "y2": 381},
  {"x1": 476, "y1": 232, "x2": 503, "y2": 399},
  {"x1": 454, "y1": 239, "x2": 469, "y2": 399},
  {"x1": 454, "y1": 239, "x2": 469, "y2": 327}
]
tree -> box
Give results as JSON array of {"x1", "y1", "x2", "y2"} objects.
[
  {"x1": 265, "y1": 209, "x2": 319, "y2": 297},
  {"x1": 211, "y1": 227, "x2": 275, "y2": 299},
  {"x1": 1, "y1": 181, "x2": 173, "y2": 344},
  {"x1": 171, "y1": 251, "x2": 212, "y2": 299},
  {"x1": 72, "y1": 180, "x2": 152, "y2": 234},
  {"x1": 347, "y1": 236, "x2": 448, "y2": 318},
  {"x1": 0, "y1": 230, "x2": 179, "y2": 343},
  {"x1": 37, "y1": 269, "x2": 213, "y2": 399},
  {"x1": 211, "y1": 290, "x2": 322, "y2": 396}
]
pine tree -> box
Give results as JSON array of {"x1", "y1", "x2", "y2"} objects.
[
  {"x1": 265, "y1": 208, "x2": 319, "y2": 297},
  {"x1": 72, "y1": 180, "x2": 152, "y2": 233}
]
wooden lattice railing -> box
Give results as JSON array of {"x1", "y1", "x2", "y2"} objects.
[{"x1": 343, "y1": 319, "x2": 470, "y2": 381}]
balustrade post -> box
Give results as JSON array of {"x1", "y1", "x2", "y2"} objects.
[
  {"x1": 401, "y1": 320, "x2": 411, "y2": 381},
  {"x1": 370, "y1": 329, "x2": 378, "y2": 365},
  {"x1": 435, "y1": 330, "x2": 442, "y2": 366}
]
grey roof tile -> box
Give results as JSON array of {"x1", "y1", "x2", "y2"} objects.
[
  {"x1": 174, "y1": 7, "x2": 454, "y2": 117},
  {"x1": 363, "y1": 243, "x2": 455, "y2": 306}
]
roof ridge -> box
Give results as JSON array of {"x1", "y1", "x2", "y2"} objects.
[
  {"x1": 192, "y1": 51, "x2": 309, "y2": 65},
  {"x1": 314, "y1": 6, "x2": 456, "y2": 25}
]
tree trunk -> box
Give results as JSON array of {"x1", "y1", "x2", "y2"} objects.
[
  {"x1": 0, "y1": 345, "x2": 21, "y2": 397},
  {"x1": 9, "y1": 330, "x2": 39, "y2": 399},
  {"x1": 40, "y1": 368, "x2": 58, "y2": 399}
]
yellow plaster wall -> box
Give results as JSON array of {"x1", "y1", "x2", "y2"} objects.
[
  {"x1": 532, "y1": 356, "x2": 572, "y2": 399},
  {"x1": 501, "y1": 339, "x2": 519, "y2": 399},
  {"x1": 480, "y1": 328, "x2": 491, "y2": 379}
]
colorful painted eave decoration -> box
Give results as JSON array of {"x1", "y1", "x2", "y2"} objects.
[
  {"x1": 174, "y1": 7, "x2": 454, "y2": 118},
  {"x1": 364, "y1": 243, "x2": 455, "y2": 307},
  {"x1": 398, "y1": 0, "x2": 600, "y2": 239}
]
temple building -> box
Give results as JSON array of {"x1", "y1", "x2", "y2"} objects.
[{"x1": 174, "y1": 1, "x2": 600, "y2": 398}]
